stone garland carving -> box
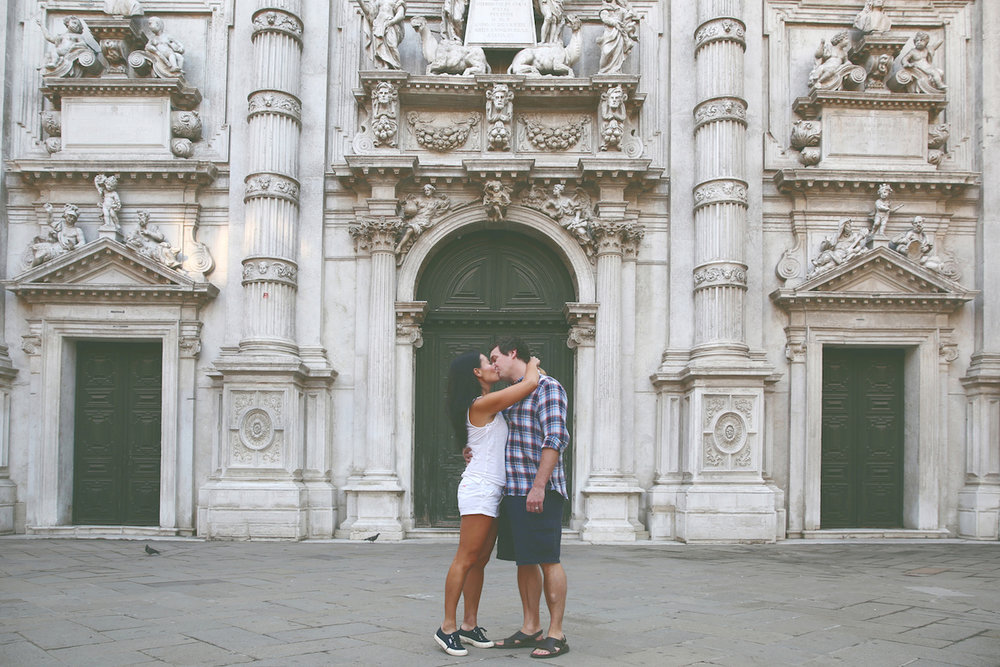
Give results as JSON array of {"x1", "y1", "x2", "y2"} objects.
[
  {"x1": 395, "y1": 184, "x2": 452, "y2": 259},
  {"x1": 928, "y1": 123, "x2": 950, "y2": 167},
  {"x1": 695, "y1": 18, "x2": 746, "y2": 51},
  {"x1": 508, "y1": 15, "x2": 583, "y2": 76},
  {"x1": 125, "y1": 210, "x2": 182, "y2": 270},
  {"x1": 410, "y1": 16, "x2": 489, "y2": 76},
  {"x1": 693, "y1": 265, "x2": 748, "y2": 288},
  {"x1": 521, "y1": 116, "x2": 589, "y2": 151},
  {"x1": 407, "y1": 111, "x2": 480, "y2": 151},
  {"x1": 370, "y1": 81, "x2": 399, "y2": 148},
  {"x1": 789, "y1": 120, "x2": 821, "y2": 167},
  {"x1": 599, "y1": 85, "x2": 627, "y2": 151},
  {"x1": 95, "y1": 174, "x2": 122, "y2": 234},
  {"x1": 242, "y1": 259, "x2": 298, "y2": 286},
  {"x1": 21, "y1": 203, "x2": 86, "y2": 270},
  {"x1": 244, "y1": 174, "x2": 301, "y2": 203},
  {"x1": 693, "y1": 181, "x2": 748, "y2": 208},
  {"x1": 486, "y1": 84, "x2": 513, "y2": 151},
  {"x1": 252, "y1": 9, "x2": 303, "y2": 40},
  {"x1": 596, "y1": 0, "x2": 640, "y2": 75},
  {"x1": 358, "y1": 0, "x2": 406, "y2": 70},
  {"x1": 482, "y1": 180, "x2": 512, "y2": 223}
]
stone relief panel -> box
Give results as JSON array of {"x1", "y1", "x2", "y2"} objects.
[
  {"x1": 701, "y1": 394, "x2": 758, "y2": 472},
  {"x1": 405, "y1": 111, "x2": 482, "y2": 152},
  {"x1": 228, "y1": 390, "x2": 286, "y2": 468}
]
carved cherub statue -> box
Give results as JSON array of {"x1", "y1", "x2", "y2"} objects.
[
  {"x1": 145, "y1": 17, "x2": 185, "y2": 74},
  {"x1": 95, "y1": 174, "x2": 122, "y2": 232},
  {"x1": 871, "y1": 183, "x2": 903, "y2": 237},
  {"x1": 395, "y1": 184, "x2": 451, "y2": 257},
  {"x1": 36, "y1": 15, "x2": 98, "y2": 76},
  {"x1": 900, "y1": 31, "x2": 946, "y2": 93},
  {"x1": 483, "y1": 180, "x2": 511, "y2": 222},
  {"x1": 808, "y1": 30, "x2": 851, "y2": 90},
  {"x1": 125, "y1": 210, "x2": 182, "y2": 269}
]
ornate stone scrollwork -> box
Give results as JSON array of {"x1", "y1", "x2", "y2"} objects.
[
  {"x1": 695, "y1": 18, "x2": 746, "y2": 51},
  {"x1": 693, "y1": 180, "x2": 748, "y2": 209},
  {"x1": 928, "y1": 123, "x2": 950, "y2": 167},
  {"x1": 775, "y1": 236, "x2": 805, "y2": 283},
  {"x1": 789, "y1": 120, "x2": 821, "y2": 167},
  {"x1": 693, "y1": 263, "x2": 748, "y2": 289},
  {"x1": 395, "y1": 302, "x2": 426, "y2": 347},
  {"x1": 939, "y1": 342, "x2": 959, "y2": 364},
  {"x1": 565, "y1": 303, "x2": 598, "y2": 349},
  {"x1": 247, "y1": 92, "x2": 302, "y2": 123},
  {"x1": 591, "y1": 218, "x2": 644, "y2": 257},
  {"x1": 252, "y1": 8, "x2": 304, "y2": 42},
  {"x1": 694, "y1": 97, "x2": 747, "y2": 129},
  {"x1": 230, "y1": 391, "x2": 284, "y2": 465},
  {"x1": 21, "y1": 334, "x2": 42, "y2": 356},
  {"x1": 407, "y1": 111, "x2": 480, "y2": 151}
]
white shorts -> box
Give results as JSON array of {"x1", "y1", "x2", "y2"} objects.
[{"x1": 457, "y1": 475, "x2": 504, "y2": 517}]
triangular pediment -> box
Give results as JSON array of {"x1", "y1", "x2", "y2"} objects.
[
  {"x1": 772, "y1": 246, "x2": 975, "y2": 313},
  {"x1": 5, "y1": 238, "x2": 217, "y2": 305}
]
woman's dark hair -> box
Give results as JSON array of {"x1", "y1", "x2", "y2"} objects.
[{"x1": 446, "y1": 350, "x2": 483, "y2": 450}]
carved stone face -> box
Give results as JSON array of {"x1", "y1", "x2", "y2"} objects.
[
  {"x1": 65, "y1": 16, "x2": 83, "y2": 33},
  {"x1": 422, "y1": 184, "x2": 435, "y2": 197},
  {"x1": 552, "y1": 184, "x2": 565, "y2": 196},
  {"x1": 878, "y1": 185, "x2": 891, "y2": 198},
  {"x1": 913, "y1": 216, "x2": 924, "y2": 231},
  {"x1": 490, "y1": 86, "x2": 509, "y2": 107},
  {"x1": 63, "y1": 205, "x2": 79, "y2": 223},
  {"x1": 374, "y1": 84, "x2": 393, "y2": 105},
  {"x1": 914, "y1": 32, "x2": 929, "y2": 47},
  {"x1": 149, "y1": 17, "x2": 164, "y2": 34},
  {"x1": 105, "y1": 176, "x2": 119, "y2": 190},
  {"x1": 608, "y1": 87, "x2": 624, "y2": 107}
]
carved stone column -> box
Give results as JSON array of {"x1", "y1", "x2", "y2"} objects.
[
  {"x1": 958, "y1": 0, "x2": 1000, "y2": 540},
  {"x1": 648, "y1": 0, "x2": 778, "y2": 543},
  {"x1": 693, "y1": 2, "x2": 749, "y2": 358},
  {"x1": 241, "y1": 2, "x2": 304, "y2": 353},
  {"x1": 0, "y1": 12, "x2": 14, "y2": 533},
  {"x1": 339, "y1": 216, "x2": 406, "y2": 540},
  {"x1": 201, "y1": 1, "x2": 336, "y2": 540},
  {"x1": 580, "y1": 218, "x2": 645, "y2": 542}
]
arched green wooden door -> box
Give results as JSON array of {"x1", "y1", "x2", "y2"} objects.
[{"x1": 414, "y1": 230, "x2": 576, "y2": 527}]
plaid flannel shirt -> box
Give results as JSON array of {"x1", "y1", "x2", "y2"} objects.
[{"x1": 502, "y1": 374, "x2": 569, "y2": 498}]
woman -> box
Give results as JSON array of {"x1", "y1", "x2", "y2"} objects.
[{"x1": 434, "y1": 350, "x2": 541, "y2": 657}]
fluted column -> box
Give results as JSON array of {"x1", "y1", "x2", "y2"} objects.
[
  {"x1": 241, "y1": 2, "x2": 304, "y2": 353},
  {"x1": 692, "y1": 1, "x2": 749, "y2": 358},
  {"x1": 580, "y1": 219, "x2": 645, "y2": 542}
]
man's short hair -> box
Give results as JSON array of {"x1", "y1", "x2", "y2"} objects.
[{"x1": 493, "y1": 336, "x2": 531, "y2": 362}]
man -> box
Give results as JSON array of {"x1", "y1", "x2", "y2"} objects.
[{"x1": 488, "y1": 336, "x2": 570, "y2": 658}]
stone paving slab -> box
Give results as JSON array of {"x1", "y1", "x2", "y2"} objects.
[{"x1": 0, "y1": 538, "x2": 998, "y2": 665}]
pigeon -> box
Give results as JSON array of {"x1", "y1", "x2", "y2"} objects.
[
  {"x1": 363, "y1": 533, "x2": 380, "y2": 542},
  {"x1": 144, "y1": 544, "x2": 160, "y2": 556}
]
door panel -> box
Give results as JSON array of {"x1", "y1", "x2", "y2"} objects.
[
  {"x1": 74, "y1": 342, "x2": 162, "y2": 526},
  {"x1": 415, "y1": 231, "x2": 575, "y2": 527},
  {"x1": 821, "y1": 348, "x2": 904, "y2": 529}
]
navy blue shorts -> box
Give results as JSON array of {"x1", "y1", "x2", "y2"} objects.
[{"x1": 496, "y1": 491, "x2": 564, "y2": 565}]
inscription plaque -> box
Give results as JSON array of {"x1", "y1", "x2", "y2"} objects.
[{"x1": 465, "y1": 0, "x2": 536, "y2": 48}]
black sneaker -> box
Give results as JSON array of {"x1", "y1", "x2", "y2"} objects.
[
  {"x1": 458, "y1": 626, "x2": 494, "y2": 648},
  {"x1": 434, "y1": 628, "x2": 468, "y2": 656}
]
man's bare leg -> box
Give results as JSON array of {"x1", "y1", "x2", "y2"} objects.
[
  {"x1": 531, "y1": 562, "x2": 567, "y2": 656},
  {"x1": 517, "y1": 564, "x2": 543, "y2": 634}
]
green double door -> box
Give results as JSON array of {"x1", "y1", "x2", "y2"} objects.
[
  {"x1": 73, "y1": 341, "x2": 162, "y2": 526},
  {"x1": 821, "y1": 348, "x2": 904, "y2": 529},
  {"x1": 414, "y1": 231, "x2": 576, "y2": 527}
]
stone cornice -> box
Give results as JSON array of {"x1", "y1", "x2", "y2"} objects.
[
  {"x1": 773, "y1": 169, "x2": 979, "y2": 196},
  {"x1": 793, "y1": 90, "x2": 948, "y2": 120},
  {"x1": 42, "y1": 76, "x2": 202, "y2": 111},
  {"x1": 6, "y1": 159, "x2": 218, "y2": 187}
]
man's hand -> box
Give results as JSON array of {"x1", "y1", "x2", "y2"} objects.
[
  {"x1": 463, "y1": 446, "x2": 472, "y2": 464},
  {"x1": 526, "y1": 486, "x2": 545, "y2": 513}
]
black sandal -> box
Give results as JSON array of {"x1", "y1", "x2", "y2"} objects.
[
  {"x1": 530, "y1": 635, "x2": 569, "y2": 659},
  {"x1": 491, "y1": 629, "x2": 542, "y2": 648}
]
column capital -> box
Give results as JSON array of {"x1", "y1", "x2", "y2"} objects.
[
  {"x1": 350, "y1": 216, "x2": 405, "y2": 254},
  {"x1": 591, "y1": 219, "x2": 644, "y2": 256}
]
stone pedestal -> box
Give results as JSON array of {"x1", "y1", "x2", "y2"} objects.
[{"x1": 958, "y1": 355, "x2": 1000, "y2": 540}]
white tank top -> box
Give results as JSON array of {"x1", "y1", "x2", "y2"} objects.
[{"x1": 463, "y1": 407, "x2": 508, "y2": 486}]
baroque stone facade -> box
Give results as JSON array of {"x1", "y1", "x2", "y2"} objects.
[{"x1": 0, "y1": 0, "x2": 997, "y2": 543}]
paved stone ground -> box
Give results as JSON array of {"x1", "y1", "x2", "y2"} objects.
[{"x1": 0, "y1": 538, "x2": 998, "y2": 666}]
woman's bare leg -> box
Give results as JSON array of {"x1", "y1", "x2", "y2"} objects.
[{"x1": 441, "y1": 514, "x2": 495, "y2": 633}]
